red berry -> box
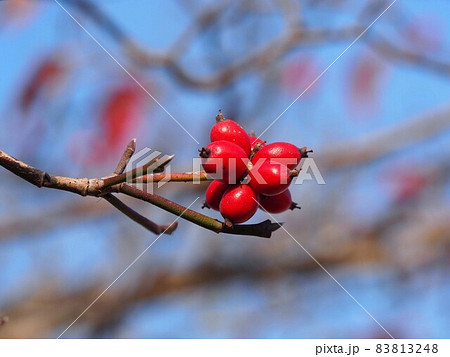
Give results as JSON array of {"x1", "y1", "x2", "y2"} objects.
[
  {"x1": 199, "y1": 140, "x2": 248, "y2": 183},
  {"x1": 210, "y1": 119, "x2": 251, "y2": 156},
  {"x1": 204, "y1": 180, "x2": 228, "y2": 211},
  {"x1": 249, "y1": 161, "x2": 292, "y2": 196},
  {"x1": 219, "y1": 184, "x2": 259, "y2": 223},
  {"x1": 259, "y1": 190, "x2": 297, "y2": 213},
  {"x1": 252, "y1": 142, "x2": 301, "y2": 170}
]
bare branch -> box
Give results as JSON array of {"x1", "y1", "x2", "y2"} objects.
[
  {"x1": 103, "y1": 154, "x2": 175, "y2": 188},
  {"x1": 113, "y1": 138, "x2": 136, "y2": 175},
  {"x1": 103, "y1": 193, "x2": 177, "y2": 235},
  {"x1": 318, "y1": 105, "x2": 450, "y2": 171},
  {"x1": 120, "y1": 183, "x2": 278, "y2": 238}
]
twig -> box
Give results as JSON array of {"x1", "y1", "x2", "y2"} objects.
[
  {"x1": 318, "y1": 104, "x2": 450, "y2": 171},
  {"x1": 103, "y1": 154, "x2": 175, "y2": 187},
  {"x1": 103, "y1": 193, "x2": 177, "y2": 235},
  {"x1": 113, "y1": 138, "x2": 136, "y2": 175},
  {"x1": 134, "y1": 172, "x2": 211, "y2": 183},
  {"x1": 120, "y1": 184, "x2": 278, "y2": 238}
]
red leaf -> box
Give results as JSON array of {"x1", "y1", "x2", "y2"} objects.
[
  {"x1": 1, "y1": 0, "x2": 41, "y2": 28},
  {"x1": 403, "y1": 15, "x2": 443, "y2": 53},
  {"x1": 99, "y1": 84, "x2": 145, "y2": 152},
  {"x1": 20, "y1": 56, "x2": 65, "y2": 112},
  {"x1": 382, "y1": 164, "x2": 431, "y2": 204},
  {"x1": 280, "y1": 55, "x2": 320, "y2": 97},
  {"x1": 348, "y1": 53, "x2": 388, "y2": 116}
]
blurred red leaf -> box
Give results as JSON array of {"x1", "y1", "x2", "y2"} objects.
[
  {"x1": 348, "y1": 53, "x2": 388, "y2": 116},
  {"x1": 67, "y1": 130, "x2": 105, "y2": 168},
  {"x1": 280, "y1": 55, "x2": 320, "y2": 97},
  {"x1": 99, "y1": 84, "x2": 145, "y2": 153},
  {"x1": 67, "y1": 83, "x2": 148, "y2": 168},
  {"x1": 403, "y1": 15, "x2": 443, "y2": 53},
  {"x1": 1, "y1": 0, "x2": 41, "y2": 28},
  {"x1": 20, "y1": 56, "x2": 66, "y2": 113},
  {"x1": 382, "y1": 164, "x2": 431, "y2": 204}
]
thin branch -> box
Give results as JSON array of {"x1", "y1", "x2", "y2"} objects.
[
  {"x1": 103, "y1": 154, "x2": 175, "y2": 187},
  {"x1": 369, "y1": 36, "x2": 450, "y2": 77},
  {"x1": 103, "y1": 193, "x2": 177, "y2": 235},
  {"x1": 0, "y1": 149, "x2": 103, "y2": 196},
  {"x1": 318, "y1": 104, "x2": 450, "y2": 171},
  {"x1": 113, "y1": 138, "x2": 136, "y2": 175},
  {"x1": 120, "y1": 183, "x2": 279, "y2": 238},
  {"x1": 134, "y1": 172, "x2": 211, "y2": 183}
]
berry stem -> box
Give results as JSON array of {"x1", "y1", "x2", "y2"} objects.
[
  {"x1": 120, "y1": 183, "x2": 279, "y2": 238},
  {"x1": 134, "y1": 172, "x2": 211, "y2": 183}
]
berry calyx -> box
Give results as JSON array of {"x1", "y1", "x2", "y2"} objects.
[
  {"x1": 249, "y1": 132, "x2": 266, "y2": 150},
  {"x1": 210, "y1": 117, "x2": 251, "y2": 156},
  {"x1": 219, "y1": 184, "x2": 259, "y2": 224},
  {"x1": 199, "y1": 140, "x2": 248, "y2": 183},
  {"x1": 248, "y1": 161, "x2": 292, "y2": 196},
  {"x1": 259, "y1": 190, "x2": 300, "y2": 213},
  {"x1": 252, "y1": 142, "x2": 303, "y2": 170},
  {"x1": 204, "y1": 180, "x2": 228, "y2": 211}
]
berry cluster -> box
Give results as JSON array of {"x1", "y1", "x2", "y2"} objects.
[{"x1": 200, "y1": 111, "x2": 310, "y2": 225}]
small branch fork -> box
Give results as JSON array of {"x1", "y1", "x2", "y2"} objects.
[{"x1": 0, "y1": 140, "x2": 282, "y2": 238}]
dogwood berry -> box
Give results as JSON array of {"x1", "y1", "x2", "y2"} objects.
[
  {"x1": 199, "y1": 140, "x2": 248, "y2": 183},
  {"x1": 248, "y1": 161, "x2": 294, "y2": 196},
  {"x1": 259, "y1": 189, "x2": 299, "y2": 213},
  {"x1": 252, "y1": 142, "x2": 310, "y2": 170},
  {"x1": 204, "y1": 180, "x2": 228, "y2": 211},
  {"x1": 219, "y1": 184, "x2": 259, "y2": 224},
  {"x1": 210, "y1": 116, "x2": 251, "y2": 156}
]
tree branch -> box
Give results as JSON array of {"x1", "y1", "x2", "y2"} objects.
[
  {"x1": 119, "y1": 184, "x2": 278, "y2": 238},
  {"x1": 0, "y1": 144, "x2": 281, "y2": 238},
  {"x1": 103, "y1": 193, "x2": 177, "y2": 235}
]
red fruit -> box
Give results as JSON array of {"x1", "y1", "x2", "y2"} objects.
[
  {"x1": 259, "y1": 190, "x2": 298, "y2": 213},
  {"x1": 219, "y1": 184, "x2": 259, "y2": 224},
  {"x1": 210, "y1": 119, "x2": 251, "y2": 156},
  {"x1": 204, "y1": 180, "x2": 228, "y2": 211},
  {"x1": 199, "y1": 140, "x2": 248, "y2": 183},
  {"x1": 249, "y1": 161, "x2": 292, "y2": 196},
  {"x1": 252, "y1": 142, "x2": 302, "y2": 170}
]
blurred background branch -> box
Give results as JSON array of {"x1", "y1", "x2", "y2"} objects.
[{"x1": 0, "y1": 0, "x2": 449, "y2": 338}]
